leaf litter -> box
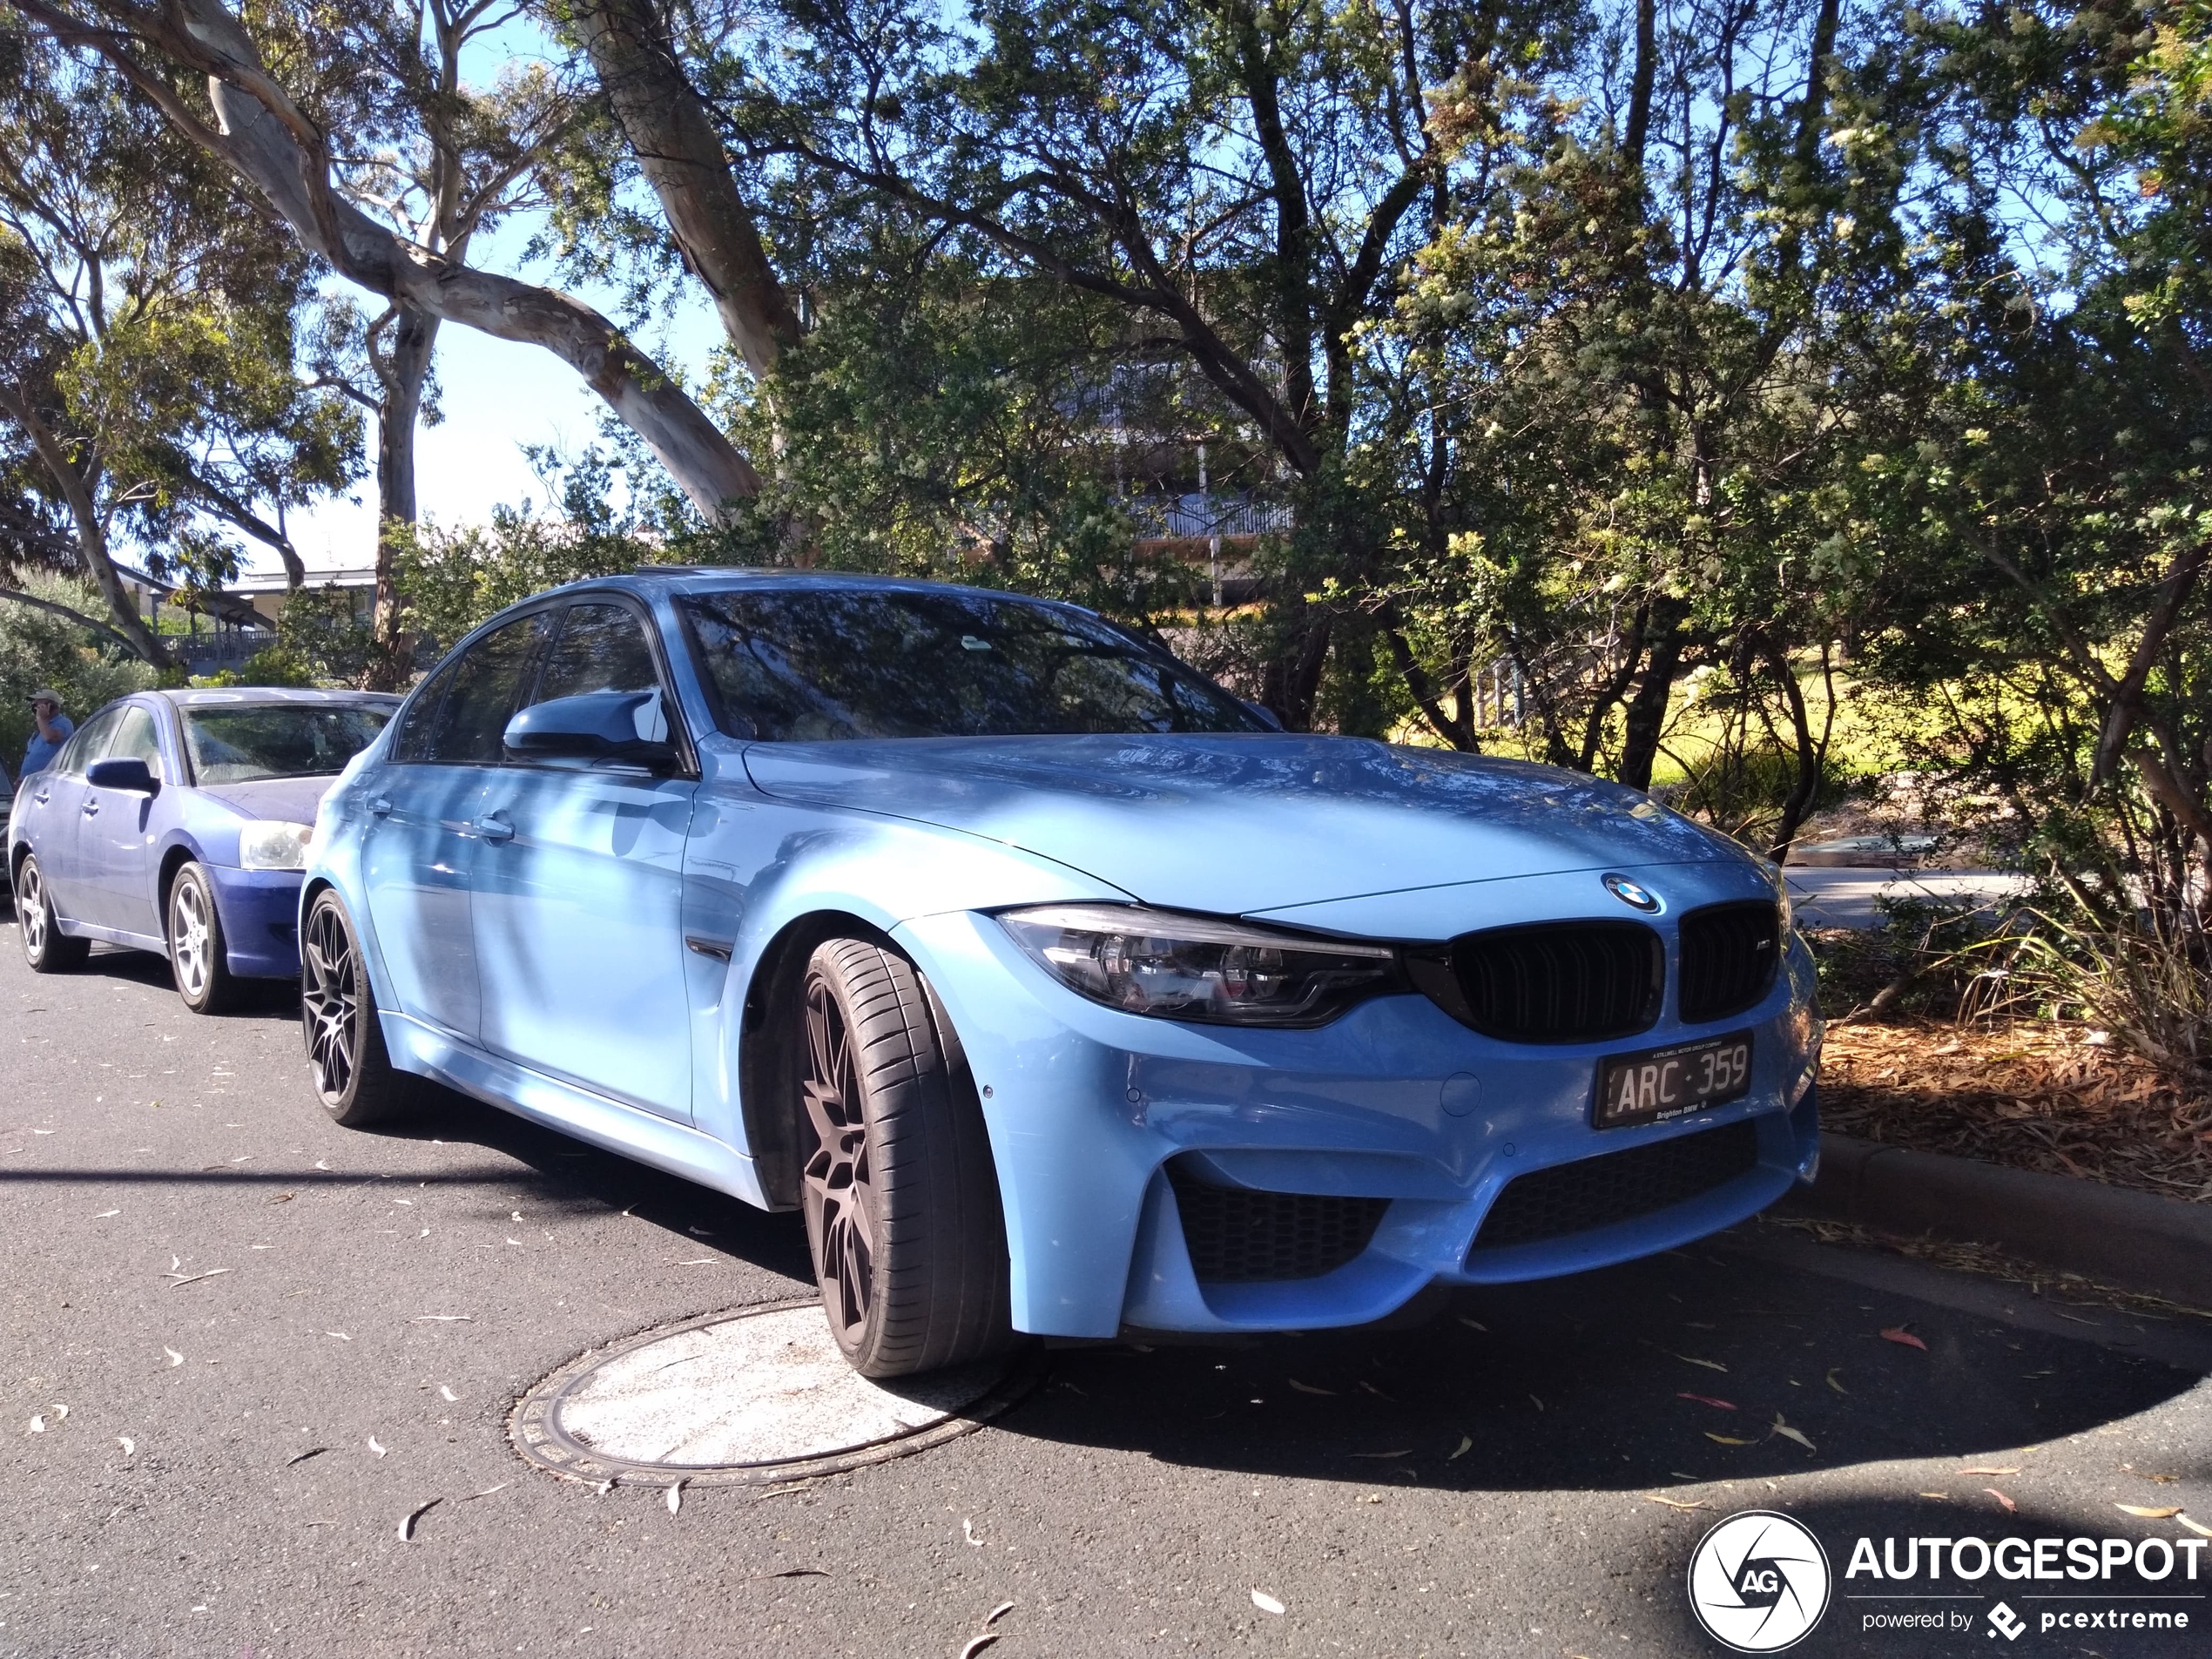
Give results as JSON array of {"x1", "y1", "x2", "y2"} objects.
[
  {"x1": 398, "y1": 1498, "x2": 441, "y2": 1541},
  {"x1": 1250, "y1": 1589, "x2": 1285, "y2": 1616}
]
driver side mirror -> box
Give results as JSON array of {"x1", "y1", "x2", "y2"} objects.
[
  {"x1": 503, "y1": 691, "x2": 678, "y2": 771},
  {"x1": 86, "y1": 757, "x2": 160, "y2": 794}
]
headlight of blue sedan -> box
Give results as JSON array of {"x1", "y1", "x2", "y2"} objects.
[
  {"x1": 239, "y1": 820, "x2": 314, "y2": 871},
  {"x1": 997, "y1": 903, "x2": 1401, "y2": 1027}
]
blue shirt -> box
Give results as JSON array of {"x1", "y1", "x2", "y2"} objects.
[{"x1": 23, "y1": 714, "x2": 72, "y2": 777}]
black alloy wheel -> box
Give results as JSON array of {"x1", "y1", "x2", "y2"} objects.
[
  {"x1": 15, "y1": 853, "x2": 89, "y2": 973},
  {"x1": 796, "y1": 938, "x2": 1013, "y2": 1379},
  {"x1": 301, "y1": 889, "x2": 427, "y2": 1127}
]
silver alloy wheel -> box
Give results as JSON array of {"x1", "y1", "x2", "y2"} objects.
[
  {"x1": 301, "y1": 900, "x2": 356, "y2": 1101},
  {"x1": 170, "y1": 877, "x2": 212, "y2": 1000},
  {"x1": 19, "y1": 859, "x2": 45, "y2": 958}
]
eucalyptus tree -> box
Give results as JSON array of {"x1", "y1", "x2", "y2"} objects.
[
  {"x1": 0, "y1": 26, "x2": 358, "y2": 664},
  {"x1": 5, "y1": 0, "x2": 761, "y2": 533}
]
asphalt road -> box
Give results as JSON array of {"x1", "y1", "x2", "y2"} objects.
[{"x1": 4, "y1": 925, "x2": 2209, "y2": 1659}]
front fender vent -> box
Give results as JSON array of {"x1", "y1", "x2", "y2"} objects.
[
  {"x1": 1166, "y1": 1160, "x2": 1389, "y2": 1283},
  {"x1": 1412, "y1": 920, "x2": 1662, "y2": 1044}
]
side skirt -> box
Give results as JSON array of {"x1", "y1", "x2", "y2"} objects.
[{"x1": 381, "y1": 1010, "x2": 772, "y2": 1211}]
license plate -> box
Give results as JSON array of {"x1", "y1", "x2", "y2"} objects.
[{"x1": 1595, "y1": 1033, "x2": 1753, "y2": 1128}]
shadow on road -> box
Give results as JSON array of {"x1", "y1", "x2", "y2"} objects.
[{"x1": 999, "y1": 1244, "x2": 2205, "y2": 1495}]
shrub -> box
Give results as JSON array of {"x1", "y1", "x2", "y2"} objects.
[{"x1": 0, "y1": 570, "x2": 159, "y2": 771}]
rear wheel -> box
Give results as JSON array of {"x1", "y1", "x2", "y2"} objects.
[
  {"x1": 167, "y1": 862, "x2": 238, "y2": 1015},
  {"x1": 797, "y1": 938, "x2": 1012, "y2": 1379},
  {"x1": 301, "y1": 889, "x2": 428, "y2": 1127},
  {"x1": 16, "y1": 853, "x2": 90, "y2": 974}
]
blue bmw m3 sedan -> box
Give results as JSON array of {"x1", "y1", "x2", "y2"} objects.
[
  {"x1": 10, "y1": 688, "x2": 399, "y2": 1012},
  {"x1": 297, "y1": 570, "x2": 1822, "y2": 1377}
]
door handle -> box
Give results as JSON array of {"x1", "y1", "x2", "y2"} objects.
[
  {"x1": 80, "y1": 799, "x2": 99, "y2": 817},
  {"x1": 33, "y1": 791, "x2": 49, "y2": 806},
  {"x1": 367, "y1": 797, "x2": 393, "y2": 818},
  {"x1": 473, "y1": 813, "x2": 516, "y2": 844}
]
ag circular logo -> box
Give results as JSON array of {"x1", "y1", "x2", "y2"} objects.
[
  {"x1": 1602, "y1": 872, "x2": 1661, "y2": 912},
  {"x1": 1686, "y1": 1510, "x2": 1831, "y2": 1652}
]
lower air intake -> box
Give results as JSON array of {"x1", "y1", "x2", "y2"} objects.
[
  {"x1": 1467, "y1": 1119, "x2": 1762, "y2": 1253},
  {"x1": 1166, "y1": 1161, "x2": 1390, "y2": 1283}
]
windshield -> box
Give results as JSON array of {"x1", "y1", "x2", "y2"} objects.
[
  {"x1": 183, "y1": 705, "x2": 392, "y2": 785},
  {"x1": 679, "y1": 589, "x2": 1267, "y2": 741}
]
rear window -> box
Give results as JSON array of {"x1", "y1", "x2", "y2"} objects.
[
  {"x1": 678, "y1": 589, "x2": 1264, "y2": 741},
  {"x1": 183, "y1": 705, "x2": 392, "y2": 785}
]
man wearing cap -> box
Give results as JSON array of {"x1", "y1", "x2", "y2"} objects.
[{"x1": 23, "y1": 690, "x2": 72, "y2": 778}]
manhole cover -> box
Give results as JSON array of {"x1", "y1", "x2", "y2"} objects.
[{"x1": 510, "y1": 1298, "x2": 1042, "y2": 1487}]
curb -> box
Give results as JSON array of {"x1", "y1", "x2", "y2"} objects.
[{"x1": 1780, "y1": 1131, "x2": 2212, "y2": 1309}]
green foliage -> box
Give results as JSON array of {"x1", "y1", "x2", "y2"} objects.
[{"x1": 0, "y1": 571, "x2": 158, "y2": 764}]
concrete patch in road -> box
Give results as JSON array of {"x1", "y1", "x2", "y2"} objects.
[{"x1": 510, "y1": 1298, "x2": 1045, "y2": 1488}]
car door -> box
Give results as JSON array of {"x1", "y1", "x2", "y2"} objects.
[
  {"x1": 79, "y1": 702, "x2": 168, "y2": 939},
  {"x1": 21, "y1": 705, "x2": 124, "y2": 923},
  {"x1": 471, "y1": 598, "x2": 699, "y2": 1121},
  {"x1": 359, "y1": 611, "x2": 550, "y2": 1036}
]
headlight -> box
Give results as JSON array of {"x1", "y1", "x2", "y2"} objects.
[
  {"x1": 996, "y1": 903, "x2": 1401, "y2": 1027},
  {"x1": 238, "y1": 820, "x2": 314, "y2": 871}
]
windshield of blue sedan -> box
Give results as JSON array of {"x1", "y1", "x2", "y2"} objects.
[
  {"x1": 678, "y1": 590, "x2": 1269, "y2": 740},
  {"x1": 182, "y1": 706, "x2": 392, "y2": 785}
]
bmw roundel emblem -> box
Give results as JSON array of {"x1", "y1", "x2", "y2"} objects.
[{"x1": 1603, "y1": 873, "x2": 1661, "y2": 913}]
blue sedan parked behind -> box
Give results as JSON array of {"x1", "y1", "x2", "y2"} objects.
[
  {"x1": 10, "y1": 689, "x2": 399, "y2": 1011},
  {"x1": 300, "y1": 570, "x2": 1822, "y2": 1378}
]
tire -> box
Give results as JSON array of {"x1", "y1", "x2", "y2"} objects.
[
  {"x1": 15, "y1": 852, "x2": 90, "y2": 974},
  {"x1": 796, "y1": 937, "x2": 1013, "y2": 1379},
  {"x1": 167, "y1": 862, "x2": 239, "y2": 1015},
  {"x1": 300, "y1": 888, "x2": 428, "y2": 1127}
]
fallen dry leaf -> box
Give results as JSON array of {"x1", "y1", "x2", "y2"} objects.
[
  {"x1": 1825, "y1": 1369, "x2": 1848, "y2": 1395},
  {"x1": 1986, "y1": 1488, "x2": 2017, "y2": 1513},
  {"x1": 666, "y1": 1480, "x2": 686, "y2": 1515},
  {"x1": 1672, "y1": 1352, "x2": 1729, "y2": 1373},
  {"x1": 1529, "y1": 1394, "x2": 1545, "y2": 1413},
  {"x1": 463, "y1": 1484, "x2": 509, "y2": 1501},
  {"x1": 50, "y1": 1404, "x2": 67, "y2": 1420},
  {"x1": 1677, "y1": 1393, "x2": 1738, "y2": 1411},
  {"x1": 1287, "y1": 1379, "x2": 1336, "y2": 1396},
  {"x1": 1958, "y1": 1466, "x2": 2021, "y2": 1476},
  {"x1": 285, "y1": 1447, "x2": 327, "y2": 1467},
  {"x1": 1458, "y1": 1316, "x2": 1488, "y2": 1332},
  {"x1": 962, "y1": 1516, "x2": 983, "y2": 1547},
  {"x1": 957, "y1": 1637, "x2": 999, "y2": 1659},
  {"x1": 367, "y1": 1436, "x2": 387, "y2": 1458},
  {"x1": 987, "y1": 1602, "x2": 1015, "y2": 1626},
  {"x1": 439, "y1": 1386, "x2": 459, "y2": 1403},
  {"x1": 1770, "y1": 1416, "x2": 1817, "y2": 1454},
  {"x1": 398, "y1": 1498, "x2": 441, "y2": 1541},
  {"x1": 410, "y1": 1315, "x2": 472, "y2": 1324},
  {"x1": 27, "y1": 1415, "x2": 44, "y2": 1433},
  {"x1": 2115, "y1": 1504, "x2": 2183, "y2": 1520},
  {"x1": 1250, "y1": 1589, "x2": 1285, "y2": 1616},
  {"x1": 169, "y1": 1269, "x2": 233, "y2": 1290},
  {"x1": 1642, "y1": 1494, "x2": 1708, "y2": 1510},
  {"x1": 1705, "y1": 1433, "x2": 1756, "y2": 1446},
  {"x1": 1919, "y1": 1492, "x2": 1949, "y2": 1500},
  {"x1": 164, "y1": 1348, "x2": 183, "y2": 1367},
  {"x1": 1447, "y1": 1434, "x2": 1473, "y2": 1461},
  {"x1": 1347, "y1": 1449, "x2": 1411, "y2": 1459},
  {"x1": 117, "y1": 1437, "x2": 134, "y2": 1456},
  {"x1": 2177, "y1": 1515, "x2": 2212, "y2": 1539},
  {"x1": 1880, "y1": 1326, "x2": 1929, "y2": 1352},
  {"x1": 94, "y1": 1210, "x2": 119, "y2": 1218},
  {"x1": 326, "y1": 1331, "x2": 351, "y2": 1341}
]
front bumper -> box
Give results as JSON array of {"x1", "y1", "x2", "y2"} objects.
[
  {"x1": 898, "y1": 909, "x2": 1823, "y2": 1339},
  {"x1": 207, "y1": 865, "x2": 306, "y2": 979}
]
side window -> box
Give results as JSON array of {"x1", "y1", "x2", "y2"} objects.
[
  {"x1": 531, "y1": 604, "x2": 663, "y2": 705},
  {"x1": 424, "y1": 612, "x2": 550, "y2": 765},
  {"x1": 388, "y1": 662, "x2": 455, "y2": 765},
  {"x1": 107, "y1": 706, "x2": 164, "y2": 779},
  {"x1": 57, "y1": 708, "x2": 124, "y2": 776}
]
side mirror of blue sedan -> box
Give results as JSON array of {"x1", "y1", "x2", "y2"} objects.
[
  {"x1": 503, "y1": 691, "x2": 679, "y2": 771},
  {"x1": 86, "y1": 757, "x2": 159, "y2": 794}
]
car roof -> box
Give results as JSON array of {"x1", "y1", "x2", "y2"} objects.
[
  {"x1": 154, "y1": 688, "x2": 404, "y2": 708},
  {"x1": 555, "y1": 566, "x2": 1098, "y2": 611}
]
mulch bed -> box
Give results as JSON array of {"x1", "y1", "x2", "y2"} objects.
[{"x1": 1819, "y1": 1019, "x2": 2212, "y2": 1205}]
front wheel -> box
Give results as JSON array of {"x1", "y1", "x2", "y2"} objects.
[
  {"x1": 16, "y1": 853, "x2": 90, "y2": 974},
  {"x1": 167, "y1": 862, "x2": 238, "y2": 1015},
  {"x1": 301, "y1": 889, "x2": 428, "y2": 1127},
  {"x1": 797, "y1": 938, "x2": 1012, "y2": 1379}
]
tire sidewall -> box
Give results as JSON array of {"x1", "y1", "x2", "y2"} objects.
[
  {"x1": 167, "y1": 863, "x2": 225, "y2": 1014},
  {"x1": 304, "y1": 889, "x2": 367, "y2": 1118},
  {"x1": 800, "y1": 946, "x2": 894, "y2": 1367}
]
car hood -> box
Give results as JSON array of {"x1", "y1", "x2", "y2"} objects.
[
  {"x1": 193, "y1": 775, "x2": 341, "y2": 823},
  {"x1": 742, "y1": 734, "x2": 1737, "y2": 916}
]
